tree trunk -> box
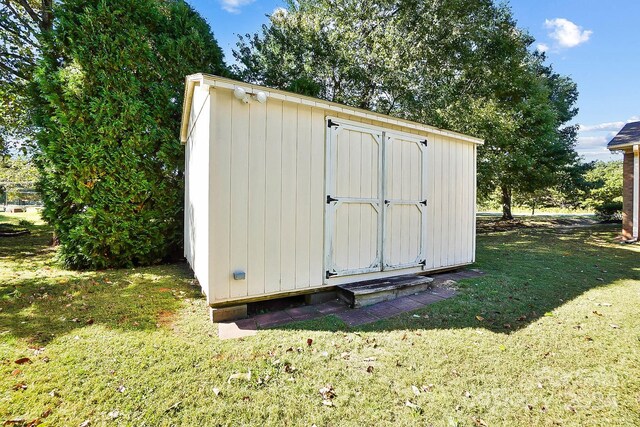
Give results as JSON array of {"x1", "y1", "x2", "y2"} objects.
[{"x1": 501, "y1": 185, "x2": 513, "y2": 220}]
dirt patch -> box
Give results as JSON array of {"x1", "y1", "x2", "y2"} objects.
[{"x1": 156, "y1": 310, "x2": 176, "y2": 328}]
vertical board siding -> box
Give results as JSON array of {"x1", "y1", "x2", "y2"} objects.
[
  {"x1": 184, "y1": 86, "x2": 210, "y2": 298},
  {"x1": 309, "y1": 108, "x2": 325, "y2": 286},
  {"x1": 229, "y1": 92, "x2": 250, "y2": 299},
  {"x1": 264, "y1": 100, "x2": 283, "y2": 294},
  {"x1": 295, "y1": 106, "x2": 312, "y2": 288},
  {"x1": 204, "y1": 90, "x2": 478, "y2": 304},
  {"x1": 210, "y1": 88, "x2": 232, "y2": 301},
  {"x1": 280, "y1": 102, "x2": 298, "y2": 291},
  {"x1": 247, "y1": 99, "x2": 267, "y2": 296}
]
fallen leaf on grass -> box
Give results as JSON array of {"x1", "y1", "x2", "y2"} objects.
[
  {"x1": 228, "y1": 371, "x2": 251, "y2": 383},
  {"x1": 472, "y1": 418, "x2": 488, "y2": 427},
  {"x1": 404, "y1": 401, "x2": 423, "y2": 413},
  {"x1": 411, "y1": 385, "x2": 421, "y2": 396},
  {"x1": 475, "y1": 315, "x2": 484, "y2": 321},
  {"x1": 592, "y1": 311, "x2": 603, "y2": 317},
  {"x1": 319, "y1": 385, "x2": 336, "y2": 406},
  {"x1": 10, "y1": 369, "x2": 21, "y2": 376},
  {"x1": 116, "y1": 385, "x2": 125, "y2": 393},
  {"x1": 610, "y1": 324, "x2": 620, "y2": 329},
  {"x1": 585, "y1": 336, "x2": 594, "y2": 342},
  {"x1": 213, "y1": 388, "x2": 221, "y2": 396},
  {"x1": 596, "y1": 302, "x2": 612, "y2": 307},
  {"x1": 79, "y1": 420, "x2": 91, "y2": 427},
  {"x1": 107, "y1": 410, "x2": 119, "y2": 419},
  {"x1": 12, "y1": 383, "x2": 27, "y2": 391},
  {"x1": 14, "y1": 358, "x2": 31, "y2": 365},
  {"x1": 307, "y1": 338, "x2": 313, "y2": 346},
  {"x1": 421, "y1": 384, "x2": 434, "y2": 392},
  {"x1": 363, "y1": 357, "x2": 376, "y2": 362}
]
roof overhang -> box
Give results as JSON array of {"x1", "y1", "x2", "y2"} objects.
[
  {"x1": 607, "y1": 142, "x2": 640, "y2": 152},
  {"x1": 179, "y1": 73, "x2": 485, "y2": 145}
]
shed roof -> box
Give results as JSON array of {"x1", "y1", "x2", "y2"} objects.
[
  {"x1": 180, "y1": 74, "x2": 484, "y2": 145},
  {"x1": 607, "y1": 121, "x2": 640, "y2": 150}
]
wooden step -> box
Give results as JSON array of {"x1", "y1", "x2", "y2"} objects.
[{"x1": 336, "y1": 274, "x2": 434, "y2": 308}]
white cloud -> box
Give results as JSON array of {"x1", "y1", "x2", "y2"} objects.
[
  {"x1": 219, "y1": 0, "x2": 255, "y2": 13},
  {"x1": 574, "y1": 116, "x2": 640, "y2": 161},
  {"x1": 536, "y1": 43, "x2": 549, "y2": 53},
  {"x1": 579, "y1": 121, "x2": 625, "y2": 132},
  {"x1": 544, "y1": 18, "x2": 592, "y2": 48},
  {"x1": 579, "y1": 116, "x2": 640, "y2": 132}
]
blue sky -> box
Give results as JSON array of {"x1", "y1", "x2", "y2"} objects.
[{"x1": 189, "y1": 0, "x2": 639, "y2": 162}]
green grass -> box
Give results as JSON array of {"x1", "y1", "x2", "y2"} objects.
[{"x1": 1, "y1": 213, "x2": 639, "y2": 426}]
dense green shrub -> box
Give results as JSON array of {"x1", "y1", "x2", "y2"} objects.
[
  {"x1": 34, "y1": 0, "x2": 227, "y2": 269},
  {"x1": 582, "y1": 161, "x2": 623, "y2": 221}
]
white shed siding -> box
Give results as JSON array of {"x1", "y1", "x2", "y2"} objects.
[
  {"x1": 184, "y1": 85, "x2": 211, "y2": 297},
  {"x1": 182, "y1": 75, "x2": 481, "y2": 306}
]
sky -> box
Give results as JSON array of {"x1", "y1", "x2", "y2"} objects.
[{"x1": 188, "y1": 0, "x2": 640, "y2": 162}]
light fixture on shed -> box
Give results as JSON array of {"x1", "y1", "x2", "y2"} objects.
[
  {"x1": 233, "y1": 86, "x2": 249, "y2": 103},
  {"x1": 254, "y1": 91, "x2": 268, "y2": 104}
]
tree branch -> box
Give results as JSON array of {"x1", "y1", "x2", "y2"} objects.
[
  {"x1": 4, "y1": 1, "x2": 39, "y2": 34},
  {"x1": 1, "y1": 51, "x2": 35, "y2": 64},
  {"x1": 0, "y1": 60, "x2": 28, "y2": 80},
  {"x1": 12, "y1": 0, "x2": 41, "y2": 25},
  {"x1": 0, "y1": 21, "x2": 38, "y2": 48}
]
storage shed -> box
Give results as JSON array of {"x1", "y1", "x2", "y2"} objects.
[{"x1": 180, "y1": 74, "x2": 483, "y2": 311}]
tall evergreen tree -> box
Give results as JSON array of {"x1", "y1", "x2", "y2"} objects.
[{"x1": 34, "y1": 0, "x2": 227, "y2": 268}]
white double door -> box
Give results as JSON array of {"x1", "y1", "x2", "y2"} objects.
[{"x1": 324, "y1": 119, "x2": 427, "y2": 279}]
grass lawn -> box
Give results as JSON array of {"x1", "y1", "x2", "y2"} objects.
[{"x1": 1, "y1": 213, "x2": 639, "y2": 426}]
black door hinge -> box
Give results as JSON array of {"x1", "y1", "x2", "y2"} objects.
[
  {"x1": 419, "y1": 259, "x2": 426, "y2": 267},
  {"x1": 326, "y1": 270, "x2": 338, "y2": 279},
  {"x1": 420, "y1": 139, "x2": 428, "y2": 147},
  {"x1": 420, "y1": 199, "x2": 427, "y2": 206},
  {"x1": 327, "y1": 119, "x2": 339, "y2": 128},
  {"x1": 327, "y1": 195, "x2": 339, "y2": 204},
  {"x1": 384, "y1": 199, "x2": 391, "y2": 205}
]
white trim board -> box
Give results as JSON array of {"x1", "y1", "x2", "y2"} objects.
[{"x1": 180, "y1": 74, "x2": 484, "y2": 145}]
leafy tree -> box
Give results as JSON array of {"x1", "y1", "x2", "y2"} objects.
[
  {"x1": 235, "y1": 0, "x2": 581, "y2": 220},
  {"x1": 34, "y1": 0, "x2": 227, "y2": 268},
  {"x1": 581, "y1": 160, "x2": 623, "y2": 220},
  {"x1": 0, "y1": 0, "x2": 53, "y2": 153},
  {"x1": 0, "y1": 155, "x2": 39, "y2": 204}
]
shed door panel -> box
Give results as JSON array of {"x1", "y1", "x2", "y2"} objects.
[
  {"x1": 383, "y1": 133, "x2": 427, "y2": 270},
  {"x1": 325, "y1": 123, "x2": 382, "y2": 277}
]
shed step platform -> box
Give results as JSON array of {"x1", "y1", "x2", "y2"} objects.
[{"x1": 337, "y1": 274, "x2": 434, "y2": 308}]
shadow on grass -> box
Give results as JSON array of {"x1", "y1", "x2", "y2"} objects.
[
  {"x1": 0, "y1": 222, "x2": 201, "y2": 345},
  {"x1": 278, "y1": 224, "x2": 640, "y2": 334}
]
